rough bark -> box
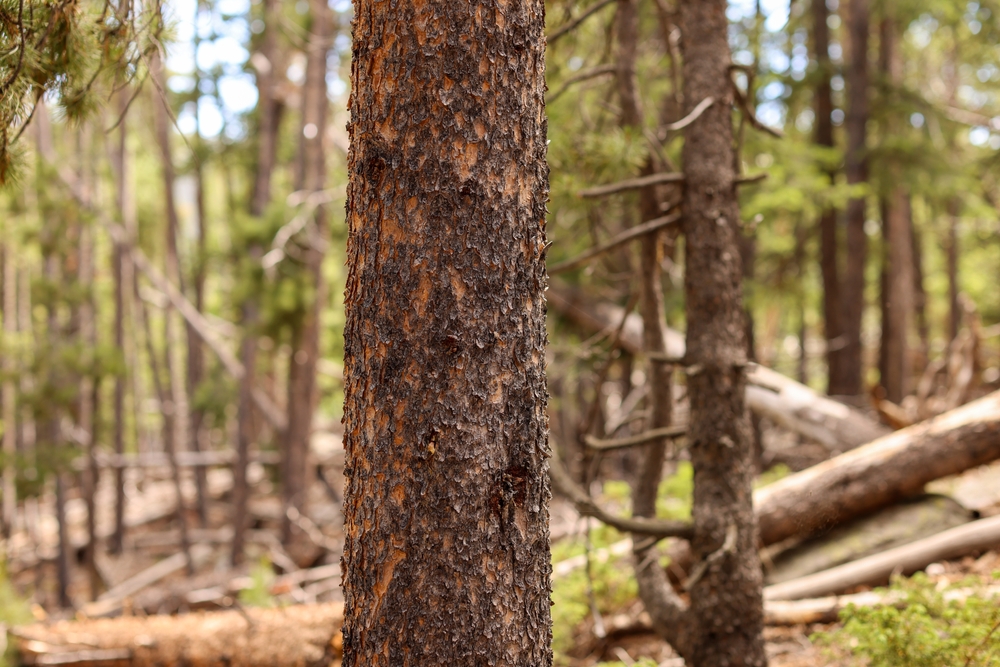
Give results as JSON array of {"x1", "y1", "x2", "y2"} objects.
[
  {"x1": 679, "y1": 1, "x2": 766, "y2": 663},
  {"x1": 812, "y1": 0, "x2": 847, "y2": 395},
  {"x1": 754, "y1": 389, "x2": 1000, "y2": 546},
  {"x1": 281, "y1": 0, "x2": 333, "y2": 543},
  {"x1": 341, "y1": 2, "x2": 551, "y2": 665},
  {"x1": 15, "y1": 603, "x2": 344, "y2": 667},
  {"x1": 838, "y1": 0, "x2": 870, "y2": 396}
]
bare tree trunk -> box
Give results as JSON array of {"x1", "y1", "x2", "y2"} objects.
[
  {"x1": 812, "y1": 0, "x2": 846, "y2": 394},
  {"x1": 108, "y1": 88, "x2": 128, "y2": 555},
  {"x1": 281, "y1": 0, "x2": 333, "y2": 544},
  {"x1": 151, "y1": 51, "x2": 193, "y2": 574},
  {"x1": 341, "y1": 1, "x2": 551, "y2": 663},
  {"x1": 839, "y1": 0, "x2": 871, "y2": 397},
  {"x1": 877, "y1": 17, "x2": 913, "y2": 404},
  {"x1": 611, "y1": 0, "x2": 691, "y2": 653},
  {"x1": 679, "y1": 0, "x2": 766, "y2": 662},
  {"x1": 187, "y1": 0, "x2": 209, "y2": 527},
  {"x1": 2, "y1": 242, "x2": 16, "y2": 536},
  {"x1": 946, "y1": 199, "x2": 961, "y2": 342},
  {"x1": 79, "y1": 214, "x2": 101, "y2": 601},
  {"x1": 910, "y1": 219, "x2": 929, "y2": 372},
  {"x1": 231, "y1": 299, "x2": 258, "y2": 567}
]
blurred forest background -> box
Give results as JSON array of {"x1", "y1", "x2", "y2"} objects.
[{"x1": 1, "y1": 0, "x2": 999, "y2": 664}]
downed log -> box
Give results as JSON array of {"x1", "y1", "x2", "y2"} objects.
[
  {"x1": 765, "y1": 494, "x2": 973, "y2": 585},
  {"x1": 754, "y1": 390, "x2": 1000, "y2": 546},
  {"x1": 547, "y1": 282, "x2": 888, "y2": 451},
  {"x1": 764, "y1": 514, "x2": 1000, "y2": 601},
  {"x1": 13, "y1": 603, "x2": 344, "y2": 667}
]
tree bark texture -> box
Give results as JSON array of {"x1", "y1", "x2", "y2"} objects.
[
  {"x1": 341, "y1": 2, "x2": 551, "y2": 666},
  {"x1": 754, "y1": 389, "x2": 1000, "y2": 546},
  {"x1": 679, "y1": 1, "x2": 766, "y2": 664},
  {"x1": 838, "y1": 0, "x2": 870, "y2": 396},
  {"x1": 282, "y1": 0, "x2": 333, "y2": 542}
]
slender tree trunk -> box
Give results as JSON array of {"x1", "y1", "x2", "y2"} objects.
[
  {"x1": 2, "y1": 242, "x2": 16, "y2": 536},
  {"x1": 151, "y1": 50, "x2": 194, "y2": 573},
  {"x1": 839, "y1": 0, "x2": 870, "y2": 396},
  {"x1": 341, "y1": 1, "x2": 551, "y2": 664},
  {"x1": 812, "y1": 0, "x2": 846, "y2": 394},
  {"x1": 679, "y1": 0, "x2": 766, "y2": 663},
  {"x1": 910, "y1": 217, "x2": 929, "y2": 370},
  {"x1": 109, "y1": 89, "x2": 128, "y2": 555},
  {"x1": 281, "y1": 0, "x2": 333, "y2": 544},
  {"x1": 188, "y1": 0, "x2": 209, "y2": 526},
  {"x1": 79, "y1": 216, "x2": 101, "y2": 601},
  {"x1": 233, "y1": 0, "x2": 284, "y2": 564},
  {"x1": 946, "y1": 199, "x2": 960, "y2": 342},
  {"x1": 877, "y1": 17, "x2": 913, "y2": 404}
]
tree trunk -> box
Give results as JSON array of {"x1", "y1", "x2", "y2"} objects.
[
  {"x1": 877, "y1": 17, "x2": 913, "y2": 404},
  {"x1": 679, "y1": 1, "x2": 766, "y2": 663},
  {"x1": 754, "y1": 389, "x2": 1000, "y2": 546},
  {"x1": 838, "y1": 0, "x2": 870, "y2": 397},
  {"x1": 612, "y1": 0, "x2": 691, "y2": 655},
  {"x1": 946, "y1": 199, "x2": 961, "y2": 342},
  {"x1": 910, "y1": 219, "x2": 929, "y2": 371},
  {"x1": 281, "y1": 0, "x2": 333, "y2": 544},
  {"x1": 341, "y1": 1, "x2": 551, "y2": 664},
  {"x1": 109, "y1": 88, "x2": 128, "y2": 555},
  {"x1": 812, "y1": 0, "x2": 846, "y2": 395},
  {"x1": 151, "y1": 50, "x2": 194, "y2": 575},
  {"x1": 2, "y1": 242, "x2": 16, "y2": 536},
  {"x1": 231, "y1": 299, "x2": 258, "y2": 567}
]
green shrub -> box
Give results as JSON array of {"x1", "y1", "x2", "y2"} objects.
[{"x1": 814, "y1": 572, "x2": 1000, "y2": 666}]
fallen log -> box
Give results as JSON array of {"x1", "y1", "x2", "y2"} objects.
[
  {"x1": 13, "y1": 603, "x2": 344, "y2": 667},
  {"x1": 763, "y1": 514, "x2": 1000, "y2": 600},
  {"x1": 754, "y1": 390, "x2": 1000, "y2": 546},
  {"x1": 546, "y1": 282, "x2": 889, "y2": 451}
]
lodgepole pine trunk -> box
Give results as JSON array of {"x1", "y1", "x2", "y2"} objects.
[
  {"x1": 679, "y1": 1, "x2": 766, "y2": 664},
  {"x1": 877, "y1": 17, "x2": 913, "y2": 404},
  {"x1": 811, "y1": 0, "x2": 847, "y2": 395},
  {"x1": 341, "y1": 1, "x2": 551, "y2": 664},
  {"x1": 281, "y1": 0, "x2": 333, "y2": 543},
  {"x1": 838, "y1": 0, "x2": 871, "y2": 397}
]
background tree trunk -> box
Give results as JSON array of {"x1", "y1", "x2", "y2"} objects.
[
  {"x1": 812, "y1": 0, "x2": 846, "y2": 395},
  {"x1": 679, "y1": 1, "x2": 767, "y2": 664},
  {"x1": 341, "y1": 1, "x2": 551, "y2": 664},
  {"x1": 281, "y1": 0, "x2": 333, "y2": 544},
  {"x1": 839, "y1": 0, "x2": 871, "y2": 397}
]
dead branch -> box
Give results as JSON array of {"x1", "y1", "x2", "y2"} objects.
[
  {"x1": 547, "y1": 0, "x2": 616, "y2": 44},
  {"x1": 549, "y1": 211, "x2": 681, "y2": 274},
  {"x1": 578, "y1": 172, "x2": 685, "y2": 198},
  {"x1": 547, "y1": 64, "x2": 617, "y2": 103},
  {"x1": 584, "y1": 424, "x2": 687, "y2": 451}
]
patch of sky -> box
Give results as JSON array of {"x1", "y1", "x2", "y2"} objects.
[
  {"x1": 327, "y1": 73, "x2": 347, "y2": 98},
  {"x1": 910, "y1": 112, "x2": 925, "y2": 128},
  {"x1": 757, "y1": 101, "x2": 785, "y2": 128},
  {"x1": 330, "y1": 0, "x2": 352, "y2": 12},
  {"x1": 727, "y1": 0, "x2": 789, "y2": 31},
  {"x1": 908, "y1": 15, "x2": 938, "y2": 50},
  {"x1": 969, "y1": 126, "x2": 990, "y2": 146},
  {"x1": 760, "y1": 81, "x2": 785, "y2": 101},
  {"x1": 219, "y1": 74, "x2": 258, "y2": 113}
]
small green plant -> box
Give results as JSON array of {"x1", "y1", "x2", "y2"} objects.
[
  {"x1": 814, "y1": 573, "x2": 1000, "y2": 666},
  {"x1": 0, "y1": 561, "x2": 34, "y2": 667},
  {"x1": 238, "y1": 557, "x2": 277, "y2": 608}
]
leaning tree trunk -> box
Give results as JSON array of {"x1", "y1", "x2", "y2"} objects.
[
  {"x1": 341, "y1": 2, "x2": 550, "y2": 665},
  {"x1": 680, "y1": 1, "x2": 766, "y2": 664}
]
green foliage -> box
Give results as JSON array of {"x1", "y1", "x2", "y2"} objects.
[
  {"x1": 0, "y1": 0, "x2": 158, "y2": 183},
  {"x1": 815, "y1": 573, "x2": 1000, "y2": 666},
  {"x1": 0, "y1": 561, "x2": 33, "y2": 667},
  {"x1": 238, "y1": 557, "x2": 276, "y2": 608}
]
